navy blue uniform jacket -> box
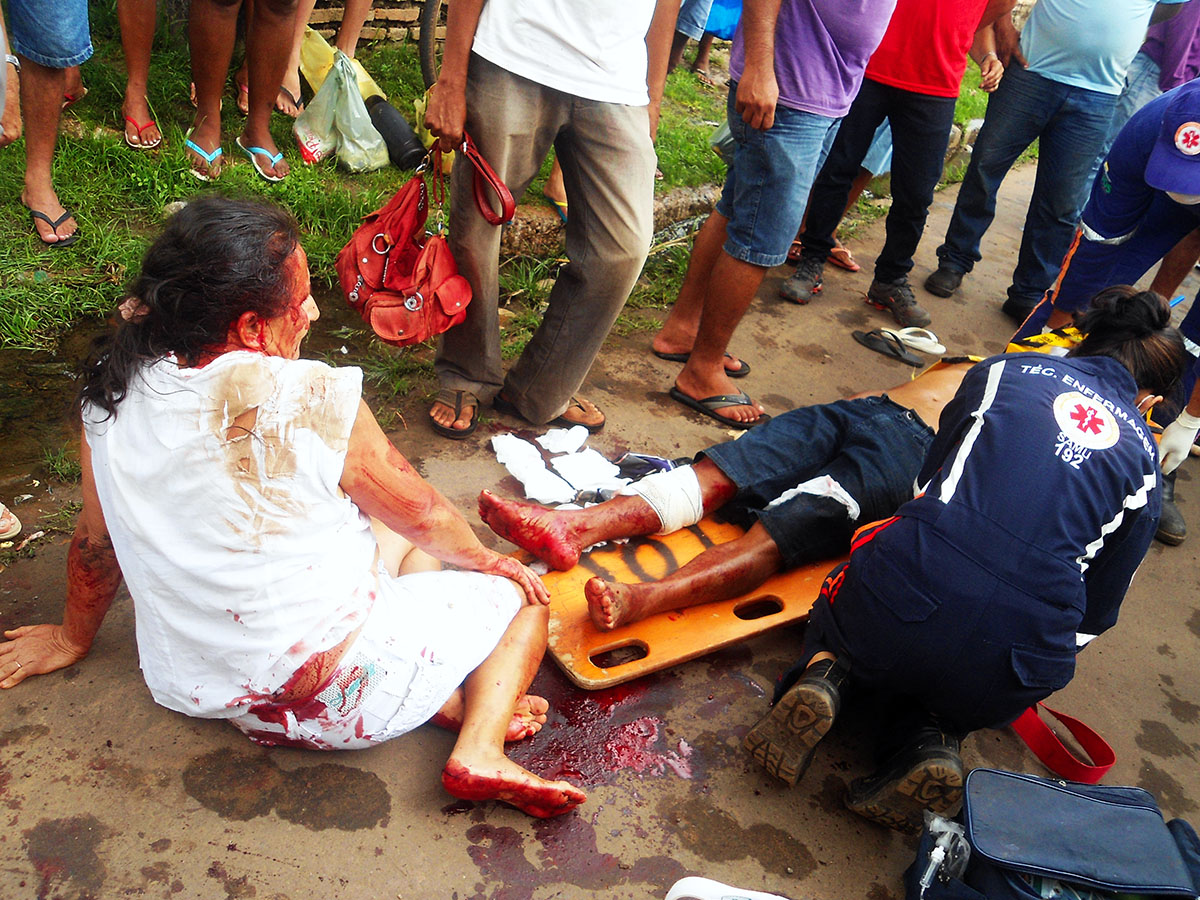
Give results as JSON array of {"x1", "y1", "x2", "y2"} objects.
[{"x1": 808, "y1": 354, "x2": 1161, "y2": 732}]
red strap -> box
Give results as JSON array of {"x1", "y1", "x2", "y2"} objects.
[
  {"x1": 1011, "y1": 703, "x2": 1115, "y2": 784},
  {"x1": 461, "y1": 132, "x2": 515, "y2": 226}
]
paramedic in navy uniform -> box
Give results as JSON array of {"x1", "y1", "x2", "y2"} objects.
[
  {"x1": 743, "y1": 286, "x2": 1189, "y2": 833},
  {"x1": 1016, "y1": 78, "x2": 1200, "y2": 545}
]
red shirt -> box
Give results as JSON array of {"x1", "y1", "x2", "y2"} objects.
[{"x1": 864, "y1": 0, "x2": 989, "y2": 97}]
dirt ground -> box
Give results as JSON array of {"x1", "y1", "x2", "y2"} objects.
[{"x1": 1, "y1": 164, "x2": 1197, "y2": 900}]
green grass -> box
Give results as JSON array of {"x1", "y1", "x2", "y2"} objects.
[
  {"x1": 40, "y1": 500, "x2": 83, "y2": 534},
  {"x1": 42, "y1": 447, "x2": 83, "y2": 482}
]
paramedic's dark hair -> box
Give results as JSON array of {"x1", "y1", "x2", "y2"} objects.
[
  {"x1": 78, "y1": 195, "x2": 300, "y2": 419},
  {"x1": 1070, "y1": 286, "x2": 1189, "y2": 397}
]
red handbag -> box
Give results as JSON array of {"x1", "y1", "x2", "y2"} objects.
[{"x1": 336, "y1": 135, "x2": 514, "y2": 348}]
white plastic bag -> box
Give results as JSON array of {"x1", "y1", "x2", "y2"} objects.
[{"x1": 293, "y1": 51, "x2": 389, "y2": 171}]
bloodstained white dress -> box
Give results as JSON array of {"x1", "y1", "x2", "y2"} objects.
[{"x1": 83, "y1": 352, "x2": 520, "y2": 749}]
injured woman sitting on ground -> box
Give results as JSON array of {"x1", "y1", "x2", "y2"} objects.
[{"x1": 0, "y1": 196, "x2": 585, "y2": 819}]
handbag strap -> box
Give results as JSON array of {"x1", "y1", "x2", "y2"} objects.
[
  {"x1": 1011, "y1": 702, "x2": 1115, "y2": 784},
  {"x1": 460, "y1": 132, "x2": 515, "y2": 226}
]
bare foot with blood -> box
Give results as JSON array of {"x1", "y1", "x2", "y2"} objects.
[
  {"x1": 478, "y1": 490, "x2": 586, "y2": 571},
  {"x1": 585, "y1": 578, "x2": 636, "y2": 631},
  {"x1": 431, "y1": 691, "x2": 549, "y2": 742},
  {"x1": 442, "y1": 757, "x2": 586, "y2": 818}
]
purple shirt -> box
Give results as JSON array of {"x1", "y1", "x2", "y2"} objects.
[
  {"x1": 1141, "y1": 0, "x2": 1200, "y2": 91},
  {"x1": 729, "y1": 0, "x2": 898, "y2": 117}
]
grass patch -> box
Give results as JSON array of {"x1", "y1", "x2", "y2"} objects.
[
  {"x1": 42, "y1": 447, "x2": 82, "y2": 483},
  {"x1": 40, "y1": 500, "x2": 83, "y2": 534}
]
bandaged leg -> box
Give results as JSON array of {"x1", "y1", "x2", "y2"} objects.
[{"x1": 623, "y1": 465, "x2": 705, "y2": 535}]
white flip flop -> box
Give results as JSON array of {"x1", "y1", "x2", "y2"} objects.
[
  {"x1": 665, "y1": 876, "x2": 794, "y2": 900},
  {"x1": 881, "y1": 326, "x2": 945, "y2": 356}
]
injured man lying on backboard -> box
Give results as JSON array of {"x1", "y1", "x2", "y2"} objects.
[{"x1": 479, "y1": 359, "x2": 975, "y2": 632}]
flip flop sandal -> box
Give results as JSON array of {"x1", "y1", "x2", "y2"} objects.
[
  {"x1": 28, "y1": 207, "x2": 81, "y2": 248},
  {"x1": 493, "y1": 395, "x2": 606, "y2": 433},
  {"x1": 275, "y1": 85, "x2": 304, "y2": 118},
  {"x1": 852, "y1": 329, "x2": 922, "y2": 367},
  {"x1": 0, "y1": 503, "x2": 21, "y2": 540},
  {"x1": 429, "y1": 389, "x2": 479, "y2": 439},
  {"x1": 669, "y1": 386, "x2": 770, "y2": 430},
  {"x1": 236, "y1": 136, "x2": 286, "y2": 182},
  {"x1": 827, "y1": 246, "x2": 861, "y2": 272},
  {"x1": 185, "y1": 138, "x2": 223, "y2": 182},
  {"x1": 652, "y1": 348, "x2": 751, "y2": 378},
  {"x1": 542, "y1": 190, "x2": 568, "y2": 224},
  {"x1": 881, "y1": 326, "x2": 945, "y2": 356},
  {"x1": 61, "y1": 87, "x2": 88, "y2": 110},
  {"x1": 787, "y1": 240, "x2": 804, "y2": 264},
  {"x1": 124, "y1": 116, "x2": 162, "y2": 150}
]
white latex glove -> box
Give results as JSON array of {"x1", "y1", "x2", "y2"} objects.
[{"x1": 1160, "y1": 410, "x2": 1200, "y2": 474}]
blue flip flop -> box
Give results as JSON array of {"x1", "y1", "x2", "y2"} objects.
[
  {"x1": 236, "y1": 136, "x2": 286, "y2": 182},
  {"x1": 185, "y1": 138, "x2": 223, "y2": 182}
]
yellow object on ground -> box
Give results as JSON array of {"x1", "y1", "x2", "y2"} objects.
[{"x1": 299, "y1": 27, "x2": 385, "y2": 101}]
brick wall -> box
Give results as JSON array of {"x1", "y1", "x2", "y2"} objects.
[{"x1": 312, "y1": 0, "x2": 427, "y2": 43}]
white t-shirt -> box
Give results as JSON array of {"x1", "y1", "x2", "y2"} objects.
[
  {"x1": 84, "y1": 353, "x2": 375, "y2": 718},
  {"x1": 471, "y1": 0, "x2": 658, "y2": 106}
]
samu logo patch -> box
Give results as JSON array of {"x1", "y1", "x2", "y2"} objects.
[{"x1": 1053, "y1": 391, "x2": 1120, "y2": 451}]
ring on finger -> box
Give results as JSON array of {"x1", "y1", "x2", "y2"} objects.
[{"x1": 14, "y1": 661, "x2": 21, "y2": 669}]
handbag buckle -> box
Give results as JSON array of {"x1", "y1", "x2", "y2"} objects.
[
  {"x1": 404, "y1": 291, "x2": 424, "y2": 312},
  {"x1": 371, "y1": 233, "x2": 390, "y2": 255}
]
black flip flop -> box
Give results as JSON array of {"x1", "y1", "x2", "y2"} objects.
[
  {"x1": 669, "y1": 386, "x2": 770, "y2": 429},
  {"x1": 429, "y1": 389, "x2": 478, "y2": 439},
  {"x1": 652, "y1": 349, "x2": 751, "y2": 378},
  {"x1": 852, "y1": 329, "x2": 922, "y2": 367},
  {"x1": 28, "y1": 207, "x2": 81, "y2": 249}
]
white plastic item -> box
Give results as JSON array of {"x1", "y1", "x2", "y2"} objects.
[
  {"x1": 294, "y1": 51, "x2": 388, "y2": 171},
  {"x1": 664, "y1": 876, "x2": 794, "y2": 900}
]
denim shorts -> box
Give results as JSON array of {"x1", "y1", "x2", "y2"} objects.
[
  {"x1": 7, "y1": 0, "x2": 92, "y2": 68},
  {"x1": 716, "y1": 84, "x2": 839, "y2": 267},
  {"x1": 675, "y1": 0, "x2": 716, "y2": 40},
  {"x1": 700, "y1": 395, "x2": 933, "y2": 569}
]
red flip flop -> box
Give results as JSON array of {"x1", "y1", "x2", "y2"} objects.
[{"x1": 124, "y1": 116, "x2": 162, "y2": 150}]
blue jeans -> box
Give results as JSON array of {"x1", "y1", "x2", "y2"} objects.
[
  {"x1": 1100, "y1": 51, "x2": 1163, "y2": 161},
  {"x1": 716, "y1": 84, "x2": 840, "y2": 267},
  {"x1": 7, "y1": 0, "x2": 92, "y2": 68},
  {"x1": 936, "y1": 65, "x2": 1118, "y2": 308},
  {"x1": 802, "y1": 79, "x2": 956, "y2": 283},
  {"x1": 700, "y1": 395, "x2": 933, "y2": 569}
]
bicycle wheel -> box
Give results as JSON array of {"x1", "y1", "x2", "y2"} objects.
[{"x1": 419, "y1": 0, "x2": 446, "y2": 89}]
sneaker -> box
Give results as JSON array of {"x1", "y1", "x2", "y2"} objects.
[
  {"x1": 923, "y1": 266, "x2": 963, "y2": 297},
  {"x1": 845, "y1": 724, "x2": 964, "y2": 834},
  {"x1": 780, "y1": 255, "x2": 825, "y2": 304},
  {"x1": 866, "y1": 279, "x2": 931, "y2": 328},
  {"x1": 742, "y1": 657, "x2": 847, "y2": 784},
  {"x1": 1156, "y1": 470, "x2": 1187, "y2": 546},
  {"x1": 1000, "y1": 297, "x2": 1036, "y2": 324}
]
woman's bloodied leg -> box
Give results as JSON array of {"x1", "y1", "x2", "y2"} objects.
[{"x1": 441, "y1": 602, "x2": 587, "y2": 817}]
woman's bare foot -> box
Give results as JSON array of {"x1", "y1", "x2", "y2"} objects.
[
  {"x1": 21, "y1": 188, "x2": 78, "y2": 244},
  {"x1": 478, "y1": 490, "x2": 583, "y2": 571},
  {"x1": 235, "y1": 63, "x2": 250, "y2": 115},
  {"x1": 239, "y1": 125, "x2": 289, "y2": 180},
  {"x1": 431, "y1": 692, "x2": 550, "y2": 742},
  {"x1": 584, "y1": 578, "x2": 636, "y2": 631},
  {"x1": 442, "y1": 756, "x2": 586, "y2": 818},
  {"x1": 122, "y1": 93, "x2": 162, "y2": 148}
]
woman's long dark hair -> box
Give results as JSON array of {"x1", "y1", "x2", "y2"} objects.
[
  {"x1": 1070, "y1": 286, "x2": 1189, "y2": 397},
  {"x1": 79, "y1": 196, "x2": 300, "y2": 419}
]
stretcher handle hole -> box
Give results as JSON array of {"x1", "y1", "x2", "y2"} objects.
[
  {"x1": 590, "y1": 641, "x2": 650, "y2": 669},
  {"x1": 733, "y1": 595, "x2": 784, "y2": 620}
]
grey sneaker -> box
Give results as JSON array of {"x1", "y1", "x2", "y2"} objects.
[
  {"x1": 923, "y1": 266, "x2": 963, "y2": 297},
  {"x1": 780, "y1": 255, "x2": 825, "y2": 304},
  {"x1": 867, "y1": 278, "x2": 931, "y2": 328}
]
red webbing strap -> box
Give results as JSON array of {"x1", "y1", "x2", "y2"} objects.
[{"x1": 1011, "y1": 703, "x2": 1115, "y2": 784}]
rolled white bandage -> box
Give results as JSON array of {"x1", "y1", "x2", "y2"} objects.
[{"x1": 624, "y1": 465, "x2": 704, "y2": 535}]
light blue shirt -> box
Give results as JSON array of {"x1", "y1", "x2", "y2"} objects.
[{"x1": 1021, "y1": 0, "x2": 1189, "y2": 95}]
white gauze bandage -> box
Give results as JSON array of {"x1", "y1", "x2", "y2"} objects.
[{"x1": 622, "y1": 465, "x2": 704, "y2": 534}]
